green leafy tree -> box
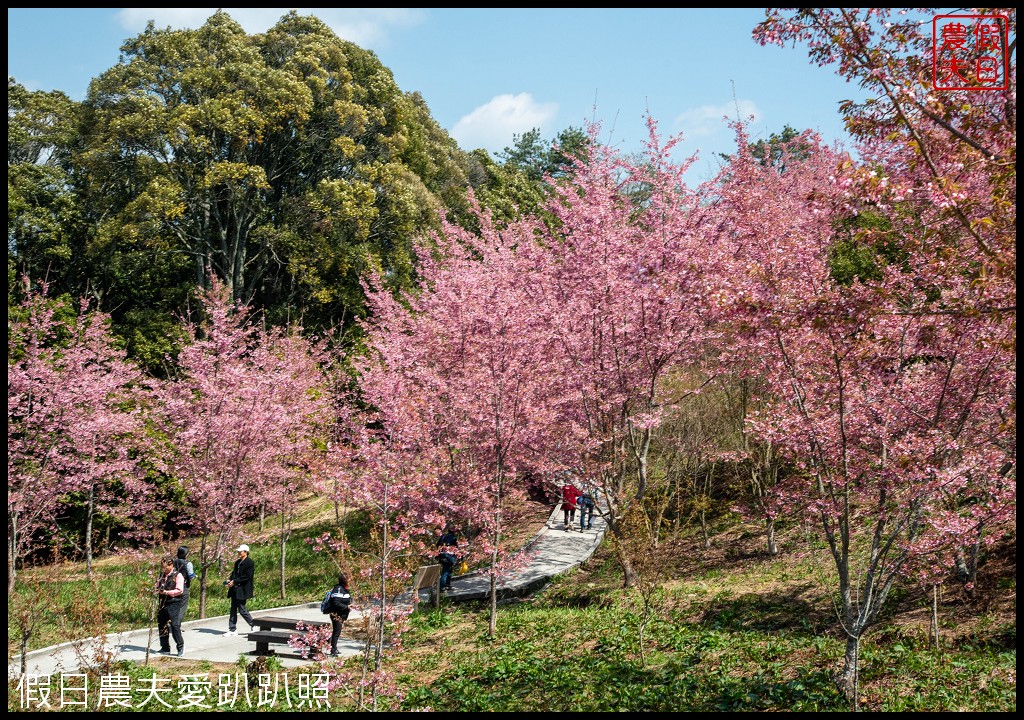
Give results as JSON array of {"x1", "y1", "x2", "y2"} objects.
[
  {"x1": 498, "y1": 126, "x2": 589, "y2": 182},
  {"x1": 468, "y1": 126, "x2": 591, "y2": 230},
  {"x1": 717, "y1": 124, "x2": 814, "y2": 173},
  {"x1": 7, "y1": 80, "x2": 83, "y2": 303},
  {"x1": 463, "y1": 149, "x2": 547, "y2": 228},
  {"x1": 749, "y1": 124, "x2": 813, "y2": 172},
  {"x1": 13, "y1": 11, "x2": 478, "y2": 370}
]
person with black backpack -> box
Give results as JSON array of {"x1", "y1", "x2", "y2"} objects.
[
  {"x1": 173, "y1": 546, "x2": 196, "y2": 625},
  {"x1": 321, "y1": 573, "x2": 352, "y2": 657}
]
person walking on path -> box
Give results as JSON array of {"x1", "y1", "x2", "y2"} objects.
[
  {"x1": 561, "y1": 482, "x2": 582, "y2": 530},
  {"x1": 173, "y1": 546, "x2": 195, "y2": 625},
  {"x1": 436, "y1": 526, "x2": 460, "y2": 592},
  {"x1": 225, "y1": 544, "x2": 255, "y2": 635},
  {"x1": 324, "y1": 573, "x2": 352, "y2": 656},
  {"x1": 154, "y1": 556, "x2": 185, "y2": 656},
  {"x1": 577, "y1": 489, "x2": 596, "y2": 531}
]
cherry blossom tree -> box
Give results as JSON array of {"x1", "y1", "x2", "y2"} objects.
[
  {"x1": 56, "y1": 299, "x2": 156, "y2": 575},
  {"x1": 358, "y1": 202, "x2": 564, "y2": 634},
  {"x1": 158, "y1": 279, "x2": 330, "y2": 616},
  {"x1": 256, "y1": 327, "x2": 332, "y2": 600},
  {"x1": 8, "y1": 284, "x2": 152, "y2": 590},
  {"x1": 359, "y1": 119, "x2": 725, "y2": 594},
  {"x1": 314, "y1": 409, "x2": 447, "y2": 710},
  {"x1": 709, "y1": 78, "x2": 1014, "y2": 706},
  {"x1": 531, "y1": 120, "x2": 723, "y2": 588},
  {"x1": 746, "y1": 9, "x2": 1016, "y2": 702}
]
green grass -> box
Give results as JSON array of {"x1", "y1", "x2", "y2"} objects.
[
  {"x1": 397, "y1": 601, "x2": 843, "y2": 711},
  {"x1": 389, "y1": 568, "x2": 1014, "y2": 713}
]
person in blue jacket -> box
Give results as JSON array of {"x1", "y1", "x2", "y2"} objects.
[
  {"x1": 435, "y1": 526, "x2": 460, "y2": 592},
  {"x1": 578, "y1": 490, "x2": 596, "y2": 531}
]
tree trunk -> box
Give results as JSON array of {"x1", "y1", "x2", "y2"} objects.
[
  {"x1": 838, "y1": 633, "x2": 860, "y2": 708},
  {"x1": 145, "y1": 583, "x2": 158, "y2": 665},
  {"x1": 84, "y1": 486, "x2": 95, "y2": 577},
  {"x1": 699, "y1": 508, "x2": 711, "y2": 549},
  {"x1": 955, "y1": 540, "x2": 981, "y2": 599},
  {"x1": 611, "y1": 531, "x2": 638, "y2": 588},
  {"x1": 930, "y1": 583, "x2": 940, "y2": 649},
  {"x1": 765, "y1": 517, "x2": 777, "y2": 556},
  {"x1": 198, "y1": 534, "x2": 209, "y2": 619},
  {"x1": 279, "y1": 510, "x2": 287, "y2": 599},
  {"x1": 488, "y1": 460, "x2": 505, "y2": 638},
  {"x1": 371, "y1": 512, "x2": 388, "y2": 713},
  {"x1": 20, "y1": 629, "x2": 30, "y2": 677},
  {"x1": 672, "y1": 471, "x2": 684, "y2": 539},
  {"x1": 9, "y1": 515, "x2": 18, "y2": 593}
]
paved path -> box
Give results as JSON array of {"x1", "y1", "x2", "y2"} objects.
[{"x1": 9, "y1": 503, "x2": 605, "y2": 679}]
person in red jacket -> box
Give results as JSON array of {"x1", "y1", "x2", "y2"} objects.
[{"x1": 561, "y1": 482, "x2": 582, "y2": 531}]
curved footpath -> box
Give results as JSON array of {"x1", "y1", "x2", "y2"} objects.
[{"x1": 9, "y1": 503, "x2": 604, "y2": 678}]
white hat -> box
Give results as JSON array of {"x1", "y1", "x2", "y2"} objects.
[{"x1": 236, "y1": 544, "x2": 249, "y2": 553}]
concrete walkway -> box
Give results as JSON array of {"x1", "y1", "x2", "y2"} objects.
[{"x1": 9, "y1": 503, "x2": 605, "y2": 679}]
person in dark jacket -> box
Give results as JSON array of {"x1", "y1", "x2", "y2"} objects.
[
  {"x1": 435, "y1": 526, "x2": 459, "y2": 592},
  {"x1": 326, "y1": 573, "x2": 352, "y2": 657},
  {"x1": 173, "y1": 545, "x2": 195, "y2": 624},
  {"x1": 154, "y1": 556, "x2": 185, "y2": 656},
  {"x1": 225, "y1": 544, "x2": 255, "y2": 635},
  {"x1": 577, "y1": 490, "x2": 596, "y2": 531}
]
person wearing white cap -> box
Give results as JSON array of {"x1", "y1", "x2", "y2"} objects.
[{"x1": 225, "y1": 543, "x2": 255, "y2": 635}]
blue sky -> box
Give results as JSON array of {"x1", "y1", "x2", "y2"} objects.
[{"x1": 8, "y1": 8, "x2": 872, "y2": 184}]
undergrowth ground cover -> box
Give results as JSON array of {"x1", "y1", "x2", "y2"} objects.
[
  {"x1": 392, "y1": 530, "x2": 1015, "y2": 712},
  {"x1": 7, "y1": 497, "x2": 1016, "y2": 712}
]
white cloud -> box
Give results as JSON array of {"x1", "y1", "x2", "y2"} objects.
[
  {"x1": 673, "y1": 99, "x2": 760, "y2": 139},
  {"x1": 116, "y1": 8, "x2": 424, "y2": 48},
  {"x1": 449, "y1": 93, "x2": 559, "y2": 155}
]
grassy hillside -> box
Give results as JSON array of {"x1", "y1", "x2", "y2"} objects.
[
  {"x1": 7, "y1": 497, "x2": 1015, "y2": 712},
  {"x1": 380, "y1": 514, "x2": 1015, "y2": 712}
]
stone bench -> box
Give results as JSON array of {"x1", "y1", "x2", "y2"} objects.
[
  {"x1": 246, "y1": 630, "x2": 299, "y2": 656},
  {"x1": 246, "y1": 616, "x2": 330, "y2": 656},
  {"x1": 412, "y1": 563, "x2": 441, "y2": 609}
]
